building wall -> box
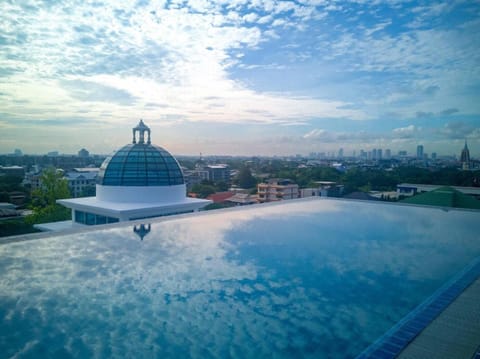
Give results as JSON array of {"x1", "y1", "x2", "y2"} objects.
[{"x1": 257, "y1": 180, "x2": 299, "y2": 203}]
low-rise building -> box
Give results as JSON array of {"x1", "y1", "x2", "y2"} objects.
[
  {"x1": 0, "y1": 165, "x2": 25, "y2": 178},
  {"x1": 226, "y1": 193, "x2": 257, "y2": 206},
  {"x1": 397, "y1": 183, "x2": 480, "y2": 200},
  {"x1": 64, "y1": 168, "x2": 99, "y2": 197},
  {"x1": 300, "y1": 181, "x2": 344, "y2": 198},
  {"x1": 257, "y1": 179, "x2": 299, "y2": 203},
  {"x1": 183, "y1": 169, "x2": 208, "y2": 189}
]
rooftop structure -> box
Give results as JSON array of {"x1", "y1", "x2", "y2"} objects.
[{"x1": 56, "y1": 121, "x2": 210, "y2": 229}]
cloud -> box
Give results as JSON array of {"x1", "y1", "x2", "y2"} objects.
[
  {"x1": 423, "y1": 85, "x2": 440, "y2": 96},
  {"x1": 242, "y1": 13, "x2": 258, "y2": 23},
  {"x1": 303, "y1": 128, "x2": 377, "y2": 143},
  {"x1": 364, "y1": 20, "x2": 392, "y2": 37},
  {"x1": 415, "y1": 108, "x2": 460, "y2": 118},
  {"x1": 436, "y1": 121, "x2": 477, "y2": 139},
  {"x1": 0, "y1": 0, "x2": 479, "y2": 156},
  {"x1": 392, "y1": 125, "x2": 420, "y2": 139},
  {"x1": 61, "y1": 80, "x2": 137, "y2": 105},
  {"x1": 0, "y1": 0, "x2": 369, "y2": 128},
  {"x1": 439, "y1": 108, "x2": 459, "y2": 116},
  {"x1": 272, "y1": 19, "x2": 287, "y2": 27},
  {"x1": 415, "y1": 111, "x2": 434, "y2": 118}
]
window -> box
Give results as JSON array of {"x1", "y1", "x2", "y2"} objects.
[
  {"x1": 75, "y1": 210, "x2": 85, "y2": 223},
  {"x1": 96, "y1": 143, "x2": 185, "y2": 186},
  {"x1": 86, "y1": 213, "x2": 95, "y2": 225}
]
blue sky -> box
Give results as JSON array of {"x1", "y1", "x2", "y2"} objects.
[{"x1": 1, "y1": 0, "x2": 479, "y2": 156}]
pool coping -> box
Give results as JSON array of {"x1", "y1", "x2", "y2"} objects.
[
  {"x1": 2, "y1": 197, "x2": 479, "y2": 245},
  {"x1": 356, "y1": 255, "x2": 480, "y2": 359}
]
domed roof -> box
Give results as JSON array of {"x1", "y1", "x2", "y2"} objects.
[{"x1": 97, "y1": 121, "x2": 184, "y2": 187}]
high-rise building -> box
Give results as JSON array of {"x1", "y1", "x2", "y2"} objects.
[
  {"x1": 416, "y1": 145, "x2": 424, "y2": 159},
  {"x1": 338, "y1": 148, "x2": 344, "y2": 159},
  {"x1": 460, "y1": 140, "x2": 471, "y2": 170},
  {"x1": 78, "y1": 148, "x2": 90, "y2": 158},
  {"x1": 205, "y1": 164, "x2": 230, "y2": 183},
  {"x1": 385, "y1": 149, "x2": 391, "y2": 159}
]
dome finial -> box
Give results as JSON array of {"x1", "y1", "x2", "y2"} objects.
[{"x1": 132, "y1": 119, "x2": 151, "y2": 144}]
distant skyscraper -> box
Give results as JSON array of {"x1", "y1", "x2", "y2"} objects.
[
  {"x1": 431, "y1": 152, "x2": 437, "y2": 160},
  {"x1": 377, "y1": 149, "x2": 382, "y2": 160},
  {"x1": 385, "y1": 149, "x2": 391, "y2": 159},
  {"x1": 338, "y1": 148, "x2": 344, "y2": 158},
  {"x1": 78, "y1": 148, "x2": 90, "y2": 158},
  {"x1": 372, "y1": 148, "x2": 377, "y2": 160},
  {"x1": 416, "y1": 145, "x2": 424, "y2": 159},
  {"x1": 460, "y1": 140, "x2": 471, "y2": 170}
]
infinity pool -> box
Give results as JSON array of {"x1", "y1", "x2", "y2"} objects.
[{"x1": 1, "y1": 198, "x2": 479, "y2": 358}]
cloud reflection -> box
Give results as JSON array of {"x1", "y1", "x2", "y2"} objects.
[{"x1": 0, "y1": 199, "x2": 479, "y2": 358}]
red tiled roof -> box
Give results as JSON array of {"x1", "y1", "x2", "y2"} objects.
[{"x1": 206, "y1": 191, "x2": 235, "y2": 203}]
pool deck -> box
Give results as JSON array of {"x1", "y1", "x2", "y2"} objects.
[
  {"x1": 356, "y1": 257, "x2": 480, "y2": 359},
  {"x1": 397, "y1": 276, "x2": 480, "y2": 359}
]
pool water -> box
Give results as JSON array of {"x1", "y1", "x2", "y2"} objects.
[{"x1": 1, "y1": 198, "x2": 479, "y2": 358}]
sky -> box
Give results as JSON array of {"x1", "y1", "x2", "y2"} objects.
[{"x1": 1, "y1": 0, "x2": 479, "y2": 157}]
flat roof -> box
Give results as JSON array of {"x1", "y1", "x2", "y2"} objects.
[
  {"x1": 398, "y1": 183, "x2": 480, "y2": 195},
  {"x1": 58, "y1": 196, "x2": 210, "y2": 215}
]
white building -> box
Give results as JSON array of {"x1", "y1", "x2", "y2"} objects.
[
  {"x1": 57, "y1": 121, "x2": 211, "y2": 227},
  {"x1": 300, "y1": 181, "x2": 344, "y2": 198},
  {"x1": 64, "y1": 168, "x2": 99, "y2": 197}
]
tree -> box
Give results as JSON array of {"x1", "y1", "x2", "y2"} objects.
[
  {"x1": 27, "y1": 168, "x2": 71, "y2": 224},
  {"x1": 236, "y1": 166, "x2": 257, "y2": 189},
  {"x1": 190, "y1": 183, "x2": 216, "y2": 198}
]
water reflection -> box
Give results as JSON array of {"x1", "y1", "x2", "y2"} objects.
[
  {"x1": 0, "y1": 199, "x2": 479, "y2": 358},
  {"x1": 133, "y1": 223, "x2": 151, "y2": 241}
]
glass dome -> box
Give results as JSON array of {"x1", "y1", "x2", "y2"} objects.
[{"x1": 97, "y1": 121, "x2": 184, "y2": 187}]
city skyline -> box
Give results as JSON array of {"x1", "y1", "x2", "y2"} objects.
[{"x1": 1, "y1": 1, "x2": 479, "y2": 156}]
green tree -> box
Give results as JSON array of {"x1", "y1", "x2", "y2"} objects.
[
  {"x1": 27, "y1": 168, "x2": 71, "y2": 224},
  {"x1": 190, "y1": 183, "x2": 216, "y2": 198},
  {"x1": 236, "y1": 166, "x2": 257, "y2": 189}
]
